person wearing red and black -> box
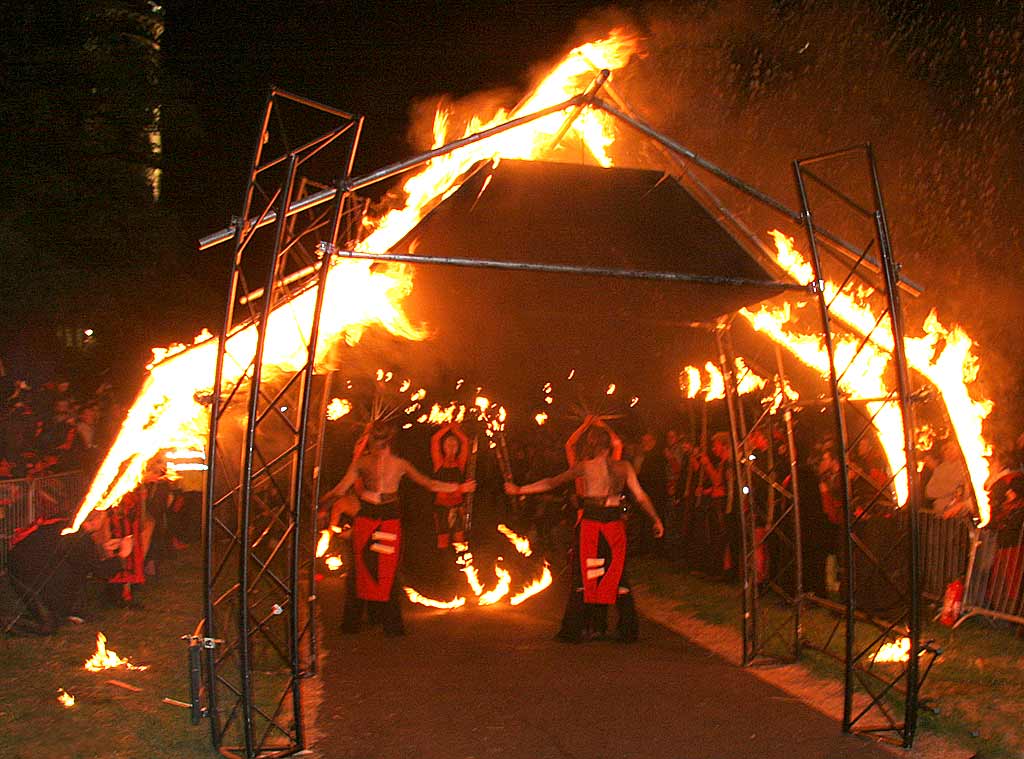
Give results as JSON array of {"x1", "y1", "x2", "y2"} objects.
[
  {"x1": 430, "y1": 422, "x2": 470, "y2": 549},
  {"x1": 321, "y1": 422, "x2": 475, "y2": 636},
  {"x1": 985, "y1": 451, "x2": 1024, "y2": 612},
  {"x1": 506, "y1": 421, "x2": 663, "y2": 643}
]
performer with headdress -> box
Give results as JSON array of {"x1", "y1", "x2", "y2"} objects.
[
  {"x1": 321, "y1": 421, "x2": 476, "y2": 636},
  {"x1": 430, "y1": 422, "x2": 471, "y2": 550},
  {"x1": 505, "y1": 417, "x2": 663, "y2": 643}
]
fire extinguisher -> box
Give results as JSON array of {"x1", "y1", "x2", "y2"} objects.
[{"x1": 939, "y1": 577, "x2": 964, "y2": 627}]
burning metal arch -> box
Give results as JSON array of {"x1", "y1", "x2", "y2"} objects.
[{"x1": 193, "y1": 76, "x2": 928, "y2": 758}]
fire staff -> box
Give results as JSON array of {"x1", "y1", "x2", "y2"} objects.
[
  {"x1": 505, "y1": 420, "x2": 663, "y2": 643},
  {"x1": 322, "y1": 422, "x2": 475, "y2": 636}
]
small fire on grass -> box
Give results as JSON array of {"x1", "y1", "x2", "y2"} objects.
[
  {"x1": 872, "y1": 637, "x2": 911, "y2": 663},
  {"x1": 57, "y1": 688, "x2": 76, "y2": 708},
  {"x1": 84, "y1": 632, "x2": 149, "y2": 672}
]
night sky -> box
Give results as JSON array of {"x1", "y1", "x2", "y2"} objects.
[{"x1": 3, "y1": 1, "x2": 1022, "y2": 430}]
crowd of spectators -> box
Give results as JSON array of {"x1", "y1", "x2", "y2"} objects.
[
  {"x1": 501, "y1": 412, "x2": 1024, "y2": 623},
  {"x1": 0, "y1": 362, "x2": 121, "y2": 480}
]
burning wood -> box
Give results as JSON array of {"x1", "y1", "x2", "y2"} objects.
[
  {"x1": 872, "y1": 637, "x2": 911, "y2": 664},
  {"x1": 84, "y1": 632, "x2": 149, "y2": 672}
]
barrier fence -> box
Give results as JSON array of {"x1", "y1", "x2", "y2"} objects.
[
  {"x1": 0, "y1": 470, "x2": 87, "y2": 576},
  {"x1": 918, "y1": 509, "x2": 1024, "y2": 628}
]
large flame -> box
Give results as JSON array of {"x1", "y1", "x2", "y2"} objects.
[
  {"x1": 69, "y1": 31, "x2": 638, "y2": 532},
  {"x1": 742, "y1": 231, "x2": 993, "y2": 523}
]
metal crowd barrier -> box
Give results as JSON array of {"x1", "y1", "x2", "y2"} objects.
[
  {"x1": 961, "y1": 517, "x2": 1024, "y2": 627},
  {"x1": 918, "y1": 510, "x2": 973, "y2": 600},
  {"x1": 0, "y1": 470, "x2": 87, "y2": 576}
]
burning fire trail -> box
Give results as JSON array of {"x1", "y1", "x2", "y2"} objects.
[
  {"x1": 510, "y1": 563, "x2": 554, "y2": 606},
  {"x1": 404, "y1": 587, "x2": 466, "y2": 609},
  {"x1": 68, "y1": 30, "x2": 638, "y2": 532},
  {"x1": 742, "y1": 231, "x2": 994, "y2": 523},
  {"x1": 497, "y1": 524, "x2": 533, "y2": 557},
  {"x1": 478, "y1": 564, "x2": 513, "y2": 606},
  {"x1": 84, "y1": 632, "x2": 148, "y2": 672}
]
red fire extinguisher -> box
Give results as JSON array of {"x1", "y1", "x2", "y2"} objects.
[{"x1": 940, "y1": 577, "x2": 964, "y2": 627}]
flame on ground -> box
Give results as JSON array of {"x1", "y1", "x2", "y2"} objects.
[
  {"x1": 84, "y1": 632, "x2": 148, "y2": 672},
  {"x1": 872, "y1": 637, "x2": 911, "y2": 663},
  {"x1": 58, "y1": 688, "x2": 76, "y2": 708}
]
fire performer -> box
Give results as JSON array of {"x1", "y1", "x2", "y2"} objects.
[
  {"x1": 321, "y1": 422, "x2": 476, "y2": 635},
  {"x1": 430, "y1": 422, "x2": 471, "y2": 550},
  {"x1": 505, "y1": 419, "x2": 663, "y2": 643}
]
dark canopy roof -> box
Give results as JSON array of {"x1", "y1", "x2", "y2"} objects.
[{"x1": 370, "y1": 160, "x2": 785, "y2": 404}]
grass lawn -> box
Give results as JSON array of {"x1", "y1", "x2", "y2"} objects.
[
  {"x1": 0, "y1": 549, "x2": 212, "y2": 759},
  {"x1": 632, "y1": 556, "x2": 1024, "y2": 759}
]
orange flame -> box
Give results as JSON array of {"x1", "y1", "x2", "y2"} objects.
[
  {"x1": 326, "y1": 397, "x2": 352, "y2": 421},
  {"x1": 315, "y1": 529, "x2": 331, "y2": 558},
  {"x1": 510, "y1": 563, "x2": 554, "y2": 606},
  {"x1": 872, "y1": 637, "x2": 911, "y2": 663},
  {"x1": 57, "y1": 688, "x2": 76, "y2": 708},
  {"x1": 403, "y1": 587, "x2": 466, "y2": 609},
  {"x1": 497, "y1": 523, "x2": 533, "y2": 557},
  {"x1": 70, "y1": 31, "x2": 639, "y2": 532},
  {"x1": 535, "y1": 411, "x2": 549, "y2": 426},
  {"x1": 744, "y1": 231, "x2": 993, "y2": 522},
  {"x1": 84, "y1": 632, "x2": 148, "y2": 672},
  {"x1": 478, "y1": 563, "x2": 513, "y2": 606},
  {"x1": 324, "y1": 555, "x2": 344, "y2": 571}
]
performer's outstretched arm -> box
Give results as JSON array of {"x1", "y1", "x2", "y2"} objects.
[
  {"x1": 505, "y1": 464, "x2": 582, "y2": 496},
  {"x1": 624, "y1": 463, "x2": 665, "y2": 538},
  {"x1": 402, "y1": 459, "x2": 476, "y2": 494}
]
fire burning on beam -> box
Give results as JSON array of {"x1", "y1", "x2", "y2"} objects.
[
  {"x1": 68, "y1": 31, "x2": 639, "y2": 533},
  {"x1": 742, "y1": 231, "x2": 994, "y2": 523}
]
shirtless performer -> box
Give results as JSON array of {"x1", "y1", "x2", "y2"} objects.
[
  {"x1": 322, "y1": 422, "x2": 476, "y2": 635},
  {"x1": 505, "y1": 421, "x2": 663, "y2": 643}
]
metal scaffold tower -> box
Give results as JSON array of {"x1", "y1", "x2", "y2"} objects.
[{"x1": 196, "y1": 88, "x2": 363, "y2": 759}]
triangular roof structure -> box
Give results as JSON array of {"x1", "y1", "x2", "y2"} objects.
[{"x1": 384, "y1": 159, "x2": 786, "y2": 399}]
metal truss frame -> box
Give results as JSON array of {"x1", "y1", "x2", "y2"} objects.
[
  {"x1": 789, "y1": 145, "x2": 936, "y2": 746},
  {"x1": 199, "y1": 88, "x2": 363, "y2": 758},
  {"x1": 196, "y1": 72, "x2": 931, "y2": 753}
]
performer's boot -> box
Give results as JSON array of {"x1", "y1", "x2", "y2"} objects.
[
  {"x1": 555, "y1": 588, "x2": 585, "y2": 643},
  {"x1": 614, "y1": 588, "x2": 639, "y2": 643},
  {"x1": 584, "y1": 603, "x2": 609, "y2": 640},
  {"x1": 340, "y1": 572, "x2": 363, "y2": 633},
  {"x1": 381, "y1": 584, "x2": 405, "y2": 637}
]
